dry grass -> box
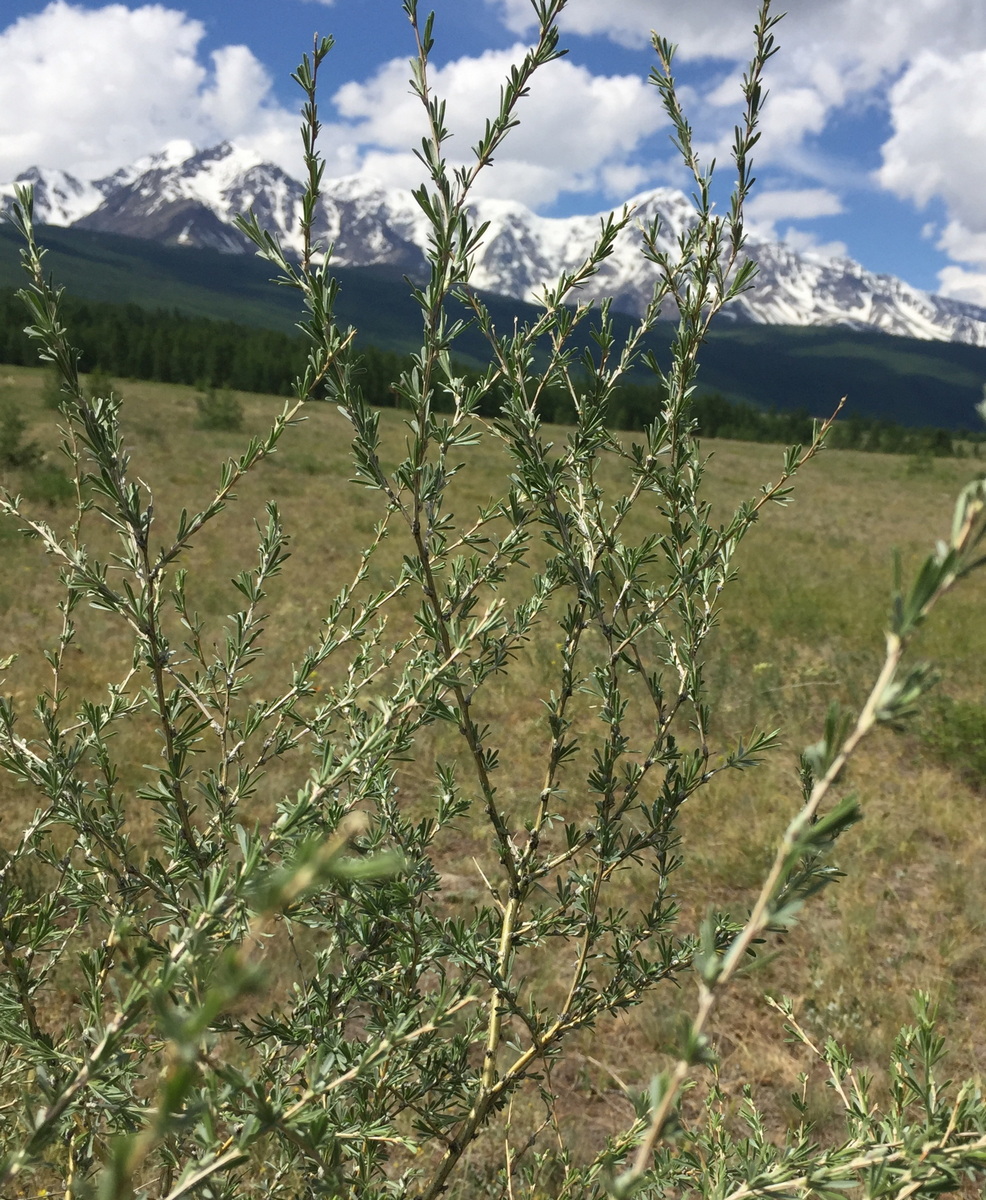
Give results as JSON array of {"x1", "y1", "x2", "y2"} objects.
[{"x1": 2, "y1": 362, "x2": 984, "y2": 1162}]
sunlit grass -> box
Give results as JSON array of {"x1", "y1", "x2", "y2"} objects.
[{"x1": 2, "y1": 362, "x2": 984, "y2": 1149}]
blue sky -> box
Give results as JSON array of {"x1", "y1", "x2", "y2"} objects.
[{"x1": 1, "y1": 0, "x2": 984, "y2": 303}]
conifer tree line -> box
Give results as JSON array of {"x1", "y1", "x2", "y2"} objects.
[
  {"x1": 0, "y1": 286, "x2": 970, "y2": 456},
  {"x1": 0, "y1": 288, "x2": 303, "y2": 396},
  {"x1": 613, "y1": 384, "x2": 968, "y2": 456}
]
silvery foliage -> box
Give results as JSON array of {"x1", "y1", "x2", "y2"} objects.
[{"x1": 1, "y1": 1, "x2": 985, "y2": 1196}]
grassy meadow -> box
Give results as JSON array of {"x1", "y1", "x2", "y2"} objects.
[{"x1": 1, "y1": 361, "x2": 984, "y2": 1163}]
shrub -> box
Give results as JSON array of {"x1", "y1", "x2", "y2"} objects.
[
  {"x1": 85, "y1": 364, "x2": 118, "y2": 404},
  {"x1": 919, "y1": 693, "x2": 986, "y2": 787},
  {"x1": 196, "y1": 382, "x2": 244, "y2": 431},
  {"x1": 40, "y1": 364, "x2": 64, "y2": 409},
  {"x1": 2, "y1": 2, "x2": 986, "y2": 1198},
  {"x1": 0, "y1": 395, "x2": 42, "y2": 468},
  {"x1": 18, "y1": 462, "x2": 75, "y2": 506}
]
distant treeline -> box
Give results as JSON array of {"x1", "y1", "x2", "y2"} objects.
[
  {"x1": 609, "y1": 384, "x2": 971, "y2": 456},
  {"x1": 0, "y1": 288, "x2": 975, "y2": 456},
  {"x1": 0, "y1": 289, "x2": 301, "y2": 395}
]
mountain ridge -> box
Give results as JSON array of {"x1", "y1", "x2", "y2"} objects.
[
  {"x1": 4, "y1": 140, "x2": 986, "y2": 347},
  {"x1": 2, "y1": 221, "x2": 986, "y2": 431}
]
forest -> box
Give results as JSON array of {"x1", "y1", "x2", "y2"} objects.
[{"x1": 0, "y1": 287, "x2": 971, "y2": 457}]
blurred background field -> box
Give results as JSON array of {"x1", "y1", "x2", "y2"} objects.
[{"x1": 1, "y1": 361, "x2": 984, "y2": 1153}]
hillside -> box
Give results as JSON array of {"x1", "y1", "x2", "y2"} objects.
[{"x1": 2, "y1": 223, "x2": 986, "y2": 429}]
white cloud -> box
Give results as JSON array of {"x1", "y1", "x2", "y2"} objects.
[
  {"x1": 491, "y1": 0, "x2": 986, "y2": 67},
  {"x1": 747, "y1": 187, "x2": 843, "y2": 229},
  {"x1": 485, "y1": 0, "x2": 986, "y2": 288},
  {"x1": 741, "y1": 188, "x2": 848, "y2": 259},
  {"x1": 875, "y1": 47, "x2": 986, "y2": 298},
  {"x1": 776, "y1": 228, "x2": 848, "y2": 261},
  {"x1": 936, "y1": 266, "x2": 986, "y2": 309},
  {"x1": 489, "y1": 0, "x2": 986, "y2": 172},
  {"x1": 600, "y1": 162, "x2": 651, "y2": 200},
  {"x1": 0, "y1": 2, "x2": 298, "y2": 182},
  {"x1": 332, "y1": 47, "x2": 666, "y2": 208},
  {"x1": 745, "y1": 188, "x2": 845, "y2": 254},
  {"x1": 0, "y1": 5, "x2": 667, "y2": 212},
  {"x1": 200, "y1": 44, "x2": 273, "y2": 133},
  {"x1": 936, "y1": 222, "x2": 986, "y2": 272},
  {"x1": 491, "y1": 0, "x2": 756, "y2": 54},
  {"x1": 878, "y1": 50, "x2": 986, "y2": 233}
]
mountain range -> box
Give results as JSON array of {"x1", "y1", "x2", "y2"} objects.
[{"x1": 4, "y1": 140, "x2": 986, "y2": 348}]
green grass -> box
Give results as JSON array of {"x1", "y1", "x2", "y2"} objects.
[
  {"x1": 918, "y1": 695, "x2": 986, "y2": 788},
  {"x1": 1, "y1": 363, "x2": 985, "y2": 1141}
]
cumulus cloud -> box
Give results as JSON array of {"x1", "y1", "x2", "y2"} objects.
[
  {"x1": 879, "y1": 50, "x2": 986, "y2": 231},
  {"x1": 746, "y1": 187, "x2": 843, "y2": 231},
  {"x1": 874, "y1": 47, "x2": 986, "y2": 302},
  {"x1": 486, "y1": 0, "x2": 986, "y2": 290},
  {"x1": 745, "y1": 189, "x2": 845, "y2": 255},
  {"x1": 489, "y1": 0, "x2": 986, "y2": 171},
  {"x1": 934, "y1": 224, "x2": 986, "y2": 306},
  {"x1": 0, "y1": 1, "x2": 301, "y2": 182},
  {"x1": 936, "y1": 267, "x2": 986, "y2": 308},
  {"x1": 937, "y1": 222, "x2": 986, "y2": 269},
  {"x1": 743, "y1": 189, "x2": 848, "y2": 259},
  {"x1": 0, "y1": 3, "x2": 666, "y2": 212},
  {"x1": 332, "y1": 47, "x2": 666, "y2": 207},
  {"x1": 492, "y1": 0, "x2": 756, "y2": 55},
  {"x1": 491, "y1": 0, "x2": 986, "y2": 68},
  {"x1": 776, "y1": 228, "x2": 848, "y2": 261}
]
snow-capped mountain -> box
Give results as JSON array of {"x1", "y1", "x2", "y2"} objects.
[
  {"x1": 0, "y1": 166, "x2": 108, "y2": 227},
  {"x1": 74, "y1": 143, "x2": 269, "y2": 253},
  {"x1": 725, "y1": 241, "x2": 986, "y2": 346},
  {"x1": 4, "y1": 140, "x2": 986, "y2": 348}
]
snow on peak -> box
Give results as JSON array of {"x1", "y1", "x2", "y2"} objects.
[
  {"x1": 4, "y1": 142, "x2": 986, "y2": 348},
  {"x1": 0, "y1": 166, "x2": 106, "y2": 226}
]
